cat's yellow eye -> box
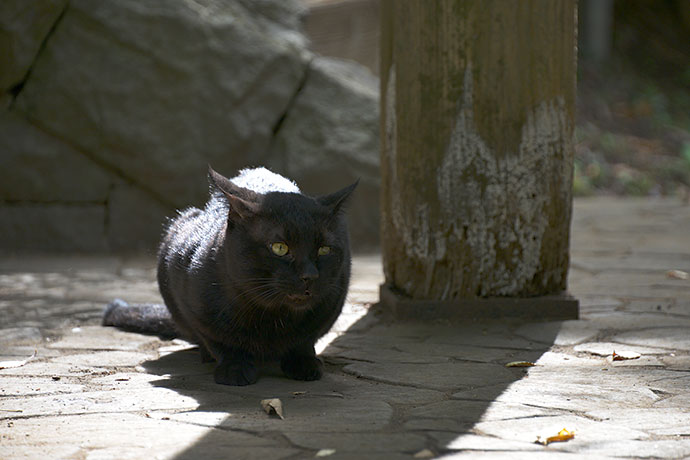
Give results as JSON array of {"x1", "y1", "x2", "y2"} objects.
[
  {"x1": 271, "y1": 242, "x2": 289, "y2": 256},
  {"x1": 318, "y1": 246, "x2": 331, "y2": 256}
]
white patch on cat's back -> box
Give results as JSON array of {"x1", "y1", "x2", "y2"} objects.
[{"x1": 231, "y1": 167, "x2": 300, "y2": 195}]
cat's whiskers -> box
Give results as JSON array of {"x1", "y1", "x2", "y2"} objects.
[
  {"x1": 252, "y1": 288, "x2": 284, "y2": 308},
  {"x1": 221, "y1": 283, "x2": 277, "y2": 327},
  {"x1": 237, "y1": 279, "x2": 292, "y2": 302},
  {"x1": 226, "y1": 280, "x2": 276, "y2": 302},
  {"x1": 326, "y1": 282, "x2": 347, "y2": 297},
  {"x1": 230, "y1": 281, "x2": 292, "y2": 325}
]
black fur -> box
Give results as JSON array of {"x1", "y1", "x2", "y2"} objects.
[
  {"x1": 104, "y1": 166, "x2": 357, "y2": 385},
  {"x1": 103, "y1": 299, "x2": 177, "y2": 339}
]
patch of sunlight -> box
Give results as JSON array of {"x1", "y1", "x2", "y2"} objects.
[
  {"x1": 315, "y1": 301, "x2": 368, "y2": 354},
  {"x1": 315, "y1": 254, "x2": 383, "y2": 355}
]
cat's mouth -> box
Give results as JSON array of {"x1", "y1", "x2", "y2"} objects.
[{"x1": 286, "y1": 292, "x2": 312, "y2": 305}]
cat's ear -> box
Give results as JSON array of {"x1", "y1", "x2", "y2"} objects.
[
  {"x1": 208, "y1": 165, "x2": 259, "y2": 220},
  {"x1": 317, "y1": 179, "x2": 359, "y2": 216}
]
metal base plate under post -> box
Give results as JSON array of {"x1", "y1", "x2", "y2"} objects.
[{"x1": 379, "y1": 284, "x2": 579, "y2": 322}]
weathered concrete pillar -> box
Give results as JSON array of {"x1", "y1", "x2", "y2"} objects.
[{"x1": 380, "y1": 0, "x2": 578, "y2": 319}]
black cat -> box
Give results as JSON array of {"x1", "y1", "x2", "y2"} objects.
[{"x1": 104, "y1": 166, "x2": 357, "y2": 385}]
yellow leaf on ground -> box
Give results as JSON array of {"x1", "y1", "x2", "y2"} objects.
[
  {"x1": 612, "y1": 350, "x2": 641, "y2": 361},
  {"x1": 536, "y1": 428, "x2": 575, "y2": 445}
]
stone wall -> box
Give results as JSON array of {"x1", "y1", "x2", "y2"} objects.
[
  {"x1": 0, "y1": 0, "x2": 380, "y2": 254},
  {"x1": 303, "y1": 0, "x2": 380, "y2": 75}
]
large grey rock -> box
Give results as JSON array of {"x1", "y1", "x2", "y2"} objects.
[
  {"x1": 14, "y1": 0, "x2": 309, "y2": 209},
  {"x1": 0, "y1": 112, "x2": 112, "y2": 202},
  {"x1": 0, "y1": 0, "x2": 66, "y2": 92},
  {"x1": 2, "y1": 0, "x2": 382, "y2": 252},
  {"x1": 106, "y1": 182, "x2": 170, "y2": 253},
  {"x1": 0, "y1": 204, "x2": 108, "y2": 252},
  {"x1": 269, "y1": 56, "x2": 380, "y2": 249}
]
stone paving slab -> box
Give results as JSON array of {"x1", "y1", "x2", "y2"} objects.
[{"x1": 1, "y1": 197, "x2": 690, "y2": 459}]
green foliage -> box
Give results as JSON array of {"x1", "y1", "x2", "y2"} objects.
[
  {"x1": 573, "y1": 0, "x2": 690, "y2": 198},
  {"x1": 614, "y1": 166, "x2": 653, "y2": 196},
  {"x1": 572, "y1": 160, "x2": 593, "y2": 196},
  {"x1": 682, "y1": 143, "x2": 690, "y2": 166}
]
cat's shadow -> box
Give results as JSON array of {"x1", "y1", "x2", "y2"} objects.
[{"x1": 142, "y1": 308, "x2": 560, "y2": 458}]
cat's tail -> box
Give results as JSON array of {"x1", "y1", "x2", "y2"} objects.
[{"x1": 102, "y1": 299, "x2": 178, "y2": 340}]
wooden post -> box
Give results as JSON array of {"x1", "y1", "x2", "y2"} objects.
[{"x1": 380, "y1": 0, "x2": 578, "y2": 319}]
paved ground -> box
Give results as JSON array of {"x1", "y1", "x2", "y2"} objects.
[{"x1": 1, "y1": 197, "x2": 689, "y2": 459}]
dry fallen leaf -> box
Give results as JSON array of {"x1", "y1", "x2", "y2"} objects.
[
  {"x1": 612, "y1": 350, "x2": 641, "y2": 361},
  {"x1": 413, "y1": 448, "x2": 435, "y2": 458},
  {"x1": 0, "y1": 350, "x2": 36, "y2": 370},
  {"x1": 505, "y1": 361, "x2": 536, "y2": 368},
  {"x1": 261, "y1": 398, "x2": 284, "y2": 419},
  {"x1": 536, "y1": 428, "x2": 575, "y2": 445},
  {"x1": 666, "y1": 269, "x2": 689, "y2": 280}
]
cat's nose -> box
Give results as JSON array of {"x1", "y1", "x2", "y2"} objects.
[{"x1": 301, "y1": 262, "x2": 319, "y2": 282}]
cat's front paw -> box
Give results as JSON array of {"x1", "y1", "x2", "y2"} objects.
[
  {"x1": 281, "y1": 354, "x2": 323, "y2": 381},
  {"x1": 214, "y1": 359, "x2": 258, "y2": 386}
]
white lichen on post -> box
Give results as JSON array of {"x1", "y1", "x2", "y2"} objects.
[{"x1": 434, "y1": 66, "x2": 572, "y2": 296}]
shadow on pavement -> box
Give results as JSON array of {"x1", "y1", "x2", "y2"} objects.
[{"x1": 141, "y1": 305, "x2": 560, "y2": 458}]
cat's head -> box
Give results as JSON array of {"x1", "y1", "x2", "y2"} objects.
[{"x1": 208, "y1": 166, "x2": 357, "y2": 311}]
